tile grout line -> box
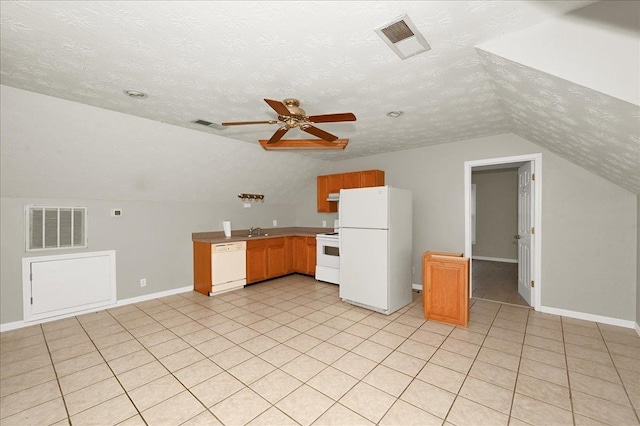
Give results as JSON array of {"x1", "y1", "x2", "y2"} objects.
[
  {"x1": 595, "y1": 321, "x2": 640, "y2": 425},
  {"x1": 41, "y1": 322, "x2": 72, "y2": 426}
]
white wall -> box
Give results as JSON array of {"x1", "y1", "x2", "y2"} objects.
[
  {"x1": 0, "y1": 197, "x2": 298, "y2": 324},
  {"x1": 472, "y1": 169, "x2": 518, "y2": 260},
  {"x1": 478, "y1": 1, "x2": 640, "y2": 105},
  {"x1": 637, "y1": 195, "x2": 640, "y2": 326},
  {"x1": 330, "y1": 133, "x2": 638, "y2": 321},
  {"x1": 0, "y1": 86, "x2": 331, "y2": 325}
]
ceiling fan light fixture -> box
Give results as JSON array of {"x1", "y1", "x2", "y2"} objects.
[
  {"x1": 259, "y1": 139, "x2": 348, "y2": 151},
  {"x1": 375, "y1": 14, "x2": 431, "y2": 60}
]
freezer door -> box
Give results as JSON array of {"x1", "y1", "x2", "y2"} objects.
[
  {"x1": 339, "y1": 186, "x2": 389, "y2": 229},
  {"x1": 339, "y1": 228, "x2": 388, "y2": 311}
]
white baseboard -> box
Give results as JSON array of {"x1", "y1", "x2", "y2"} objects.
[
  {"x1": 412, "y1": 283, "x2": 422, "y2": 291},
  {"x1": 0, "y1": 285, "x2": 193, "y2": 333},
  {"x1": 540, "y1": 305, "x2": 637, "y2": 330},
  {"x1": 635, "y1": 322, "x2": 640, "y2": 337},
  {"x1": 115, "y1": 286, "x2": 192, "y2": 307},
  {"x1": 472, "y1": 256, "x2": 518, "y2": 264}
]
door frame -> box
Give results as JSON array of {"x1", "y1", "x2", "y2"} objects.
[{"x1": 464, "y1": 153, "x2": 542, "y2": 310}]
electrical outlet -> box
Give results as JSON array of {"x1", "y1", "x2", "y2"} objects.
[
  {"x1": 140, "y1": 278, "x2": 146, "y2": 287},
  {"x1": 322, "y1": 220, "x2": 327, "y2": 227},
  {"x1": 273, "y1": 219, "x2": 277, "y2": 227}
]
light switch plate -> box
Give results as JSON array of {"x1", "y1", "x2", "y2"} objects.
[
  {"x1": 243, "y1": 203, "x2": 251, "y2": 208},
  {"x1": 273, "y1": 219, "x2": 277, "y2": 226}
]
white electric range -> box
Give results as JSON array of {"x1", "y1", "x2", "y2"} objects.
[{"x1": 315, "y1": 232, "x2": 340, "y2": 285}]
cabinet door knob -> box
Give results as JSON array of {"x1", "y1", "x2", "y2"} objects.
[{"x1": 514, "y1": 234, "x2": 521, "y2": 239}]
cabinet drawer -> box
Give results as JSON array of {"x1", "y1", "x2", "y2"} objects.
[
  {"x1": 247, "y1": 239, "x2": 267, "y2": 249},
  {"x1": 266, "y1": 237, "x2": 285, "y2": 247}
]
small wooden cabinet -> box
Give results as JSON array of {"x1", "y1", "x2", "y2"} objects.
[
  {"x1": 317, "y1": 169, "x2": 385, "y2": 212},
  {"x1": 423, "y1": 251, "x2": 469, "y2": 327}
]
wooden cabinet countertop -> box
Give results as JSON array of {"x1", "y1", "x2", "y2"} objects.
[{"x1": 192, "y1": 227, "x2": 328, "y2": 245}]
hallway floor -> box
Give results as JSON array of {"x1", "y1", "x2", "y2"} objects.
[{"x1": 472, "y1": 259, "x2": 529, "y2": 307}]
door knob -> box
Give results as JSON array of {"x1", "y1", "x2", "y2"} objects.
[{"x1": 514, "y1": 235, "x2": 521, "y2": 239}]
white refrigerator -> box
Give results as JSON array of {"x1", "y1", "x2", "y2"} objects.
[{"x1": 339, "y1": 186, "x2": 413, "y2": 315}]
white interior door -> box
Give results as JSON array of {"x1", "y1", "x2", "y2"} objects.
[{"x1": 517, "y1": 162, "x2": 534, "y2": 306}]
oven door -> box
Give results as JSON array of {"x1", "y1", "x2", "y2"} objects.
[{"x1": 316, "y1": 236, "x2": 340, "y2": 269}]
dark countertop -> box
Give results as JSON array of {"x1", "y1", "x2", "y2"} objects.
[{"x1": 192, "y1": 226, "x2": 332, "y2": 244}]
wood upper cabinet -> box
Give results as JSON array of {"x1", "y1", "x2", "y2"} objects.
[
  {"x1": 246, "y1": 239, "x2": 268, "y2": 284},
  {"x1": 423, "y1": 251, "x2": 469, "y2": 327},
  {"x1": 317, "y1": 169, "x2": 385, "y2": 212},
  {"x1": 316, "y1": 176, "x2": 334, "y2": 213},
  {"x1": 342, "y1": 172, "x2": 361, "y2": 189},
  {"x1": 327, "y1": 174, "x2": 343, "y2": 194},
  {"x1": 360, "y1": 170, "x2": 385, "y2": 187}
]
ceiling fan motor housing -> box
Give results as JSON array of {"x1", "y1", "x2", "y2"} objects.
[{"x1": 283, "y1": 98, "x2": 306, "y2": 117}]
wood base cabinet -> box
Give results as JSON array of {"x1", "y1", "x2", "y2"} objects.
[
  {"x1": 247, "y1": 236, "x2": 316, "y2": 284},
  {"x1": 423, "y1": 251, "x2": 469, "y2": 327},
  {"x1": 293, "y1": 236, "x2": 316, "y2": 276}
]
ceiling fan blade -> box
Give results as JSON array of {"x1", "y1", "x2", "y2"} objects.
[
  {"x1": 268, "y1": 127, "x2": 289, "y2": 144},
  {"x1": 302, "y1": 125, "x2": 338, "y2": 142},
  {"x1": 221, "y1": 120, "x2": 278, "y2": 126},
  {"x1": 307, "y1": 112, "x2": 356, "y2": 123},
  {"x1": 264, "y1": 99, "x2": 292, "y2": 116}
]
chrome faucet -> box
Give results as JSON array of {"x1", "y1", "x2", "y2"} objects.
[{"x1": 248, "y1": 227, "x2": 262, "y2": 237}]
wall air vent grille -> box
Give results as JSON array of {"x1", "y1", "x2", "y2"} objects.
[
  {"x1": 192, "y1": 119, "x2": 225, "y2": 130},
  {"x1": 375, "y1": 14, "x2": 431, "y2": 60},
  {"x1": 381, "y1": 20, "x2": 414, "y2": 44}
]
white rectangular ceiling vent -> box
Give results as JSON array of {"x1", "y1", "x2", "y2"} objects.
[
  {"x1": 375, "y1": 14, "x2": 431, "y2": 60},
  {"x1": 192, "y1": 119, "x2": 225, "y2": 130}
]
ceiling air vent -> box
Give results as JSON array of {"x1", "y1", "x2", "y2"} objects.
[
  {"x1": 375, "y1": 14, "x2": 431, "y2": 60},
  {"x1": 191, "y1": 119, "x2": 225, "y2": 130}
]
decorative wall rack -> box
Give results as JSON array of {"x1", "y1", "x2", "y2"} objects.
[{"x1": 238, "y1": 193, "x2": 264, "y2": 202}]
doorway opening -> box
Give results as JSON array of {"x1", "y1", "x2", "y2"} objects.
[
  {"x1": 464, "y1": 154, "x2": 542, "y2": 311},
  {"x1": 471, "y1": 167, "x2": 527, "y2": 306}
]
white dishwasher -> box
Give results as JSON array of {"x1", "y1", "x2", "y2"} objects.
[{"x1": 210, "y1": 241, "x2": 246, "y2": 296}]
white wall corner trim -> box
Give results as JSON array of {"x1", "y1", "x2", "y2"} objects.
[
  {"x1": 540, "y1": 305, "x2": 638, "y2": 330},
  {"x1": 472, "y1": 256, "x2": 518, "y2": 264},
  {"x1": 0, "y1": 285, "x2": 193, "y2": 333},
  {"x1": 635, "y1": 322, "x2": 640, "y2": 337}
]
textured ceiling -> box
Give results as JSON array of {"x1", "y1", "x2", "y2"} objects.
[
  {"x1": 1, "y1": 1, "x2": 637, "y2": 193},
  {"x1": 478, "y1": 50, "x2": 640, "y2": 194}
]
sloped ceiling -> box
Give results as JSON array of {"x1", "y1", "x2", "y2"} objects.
[
  {"x1": 1, "y1": 1, "x2": 638, "y2": 196},
  {"x1": 479, "y1": 50, "x2": 640, "y2": 194}
]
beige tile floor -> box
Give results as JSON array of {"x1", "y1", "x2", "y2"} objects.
[
  {"x1": 472, "y1": 260, "x2": 529, "y2": 307},
  {"x1": 1, "y1": 274, "x2": 639, "y2": 425}
]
